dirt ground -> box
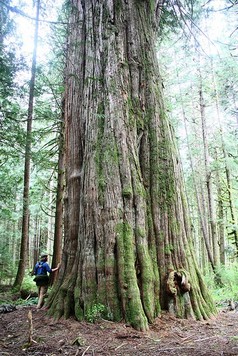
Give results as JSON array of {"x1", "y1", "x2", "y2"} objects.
[{"x1": 1, "y1": 305, "x2": 238, "y2": 356}]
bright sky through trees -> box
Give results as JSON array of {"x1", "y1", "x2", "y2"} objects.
[{"x1": 9, "y1": 0, "x2": 63, "y2": 64}]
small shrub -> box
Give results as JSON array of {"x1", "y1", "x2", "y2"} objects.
[
  {"x1": 14, "y1": 297, "x2": 38, "y2": 306},
  {"x1": 22, "y1": 274, "x2": 36, "y2": 292},
  {"x1": 85, "y1": 303, "x2": 105, "y2": 323}
]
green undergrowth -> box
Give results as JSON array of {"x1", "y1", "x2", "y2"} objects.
[
  {"x1": 21, "y1": 274, "x2": 37, "y2": 291},
  {"x1": 203, "y1": 263, "x2": 238, "y2": 307},
  {"x1": 14, "y1": 297, "x2": 38, "y2": 306},
  {"x1": 85, "y1": 303, "x2": 106, "y2": 323},
  {"x1": 0, "y1": 292, "x2": 37, "y2": 307},
  {"x1": 0, "y1": 274, "x2": 38, "y2": 306}
]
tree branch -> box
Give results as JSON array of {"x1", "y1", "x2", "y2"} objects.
[{"x1": 0, "y1": 0, "x2": 67, "y2": 25}]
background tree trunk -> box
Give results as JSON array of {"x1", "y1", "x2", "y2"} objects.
[
  {"x1": 216, "y1": 89, "x2": 238, "y2": 254},
  {"x1": 50, "y1": 107, "x2": 65, "y2": 285},
  {"x1": 198, "y1": 73, "x2": 219, "y2": 267},
  {"x1": 216, "y1": 160, "x2": 226, "y2": 265},
  {"x1": 175, "y1": 63, "x2": 214, "y2": 271},
  {"x1": 47, "y1": 0, "x2": 216, "y2": 330},
  {"x1": 183, "y1": 106, "x2": 215, "y2": 271},
  {"x1": 13, "y1": 0, "x2": 40, "y2": 289}
]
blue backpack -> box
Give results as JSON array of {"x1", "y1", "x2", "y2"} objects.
[
  {"x1": 35, "y1": 261, "x2": 47, "y2": 275},
  {"x1": 33, "y1": 262, "x2": 49, "y2": 286}
]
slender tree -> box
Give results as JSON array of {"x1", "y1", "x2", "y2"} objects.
[
  {"x1": 214, "y1": 148, "x2": 226, "y2": 264},
  {"x1": 13, "y1": 0, "x2": 40, "y2": 289},
  {"x1": 159, "y1": 0, "x2": 238, "y2": 267},
  {"x1": 198, "y1": 70, "x2": 219, "y2": 266},
  {"x1": 184, "y1": 105, "x2": 215, "y2": 271},
  {"x1": 0, "y1": 0, "x2": 27, "y2": 283},
  {"x1": 50, "y1": 106, "x2": 65, "y2": 285},
  {"x1": 210, "y1": 58, "x2": 238, "y2": 258},
  {"x1": 173, "y1": 56, "x2": 215, "y2": 271}
]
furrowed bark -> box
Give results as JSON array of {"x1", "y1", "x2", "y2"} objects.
[{"x1": 48, "y1": 0, "x2": 216, "y2": 331}]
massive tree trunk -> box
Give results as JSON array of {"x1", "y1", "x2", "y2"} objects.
[{"x1": 47, "y1": 0, "x2": 216, "y2": 330}]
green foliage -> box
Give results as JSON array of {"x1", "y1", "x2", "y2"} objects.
[
  {"x1": 14, "y1": 297, "x2": 38, "y2": 306},
  {"x1": 21, "y1": 274, "x2": 36, "y2": 292},
  {"x1": 0, "y1": 0, "x2": 24, "y2": 97},
  {"x1": 204, "y1": 264, "x2": 238, "y2": 305},
  {"x1": 0, "y1": 0, "x2": 66, "y2": 288},
  {"x1": 159, "y1": 0, "x2": 203, "y2": 41},
  {"x1": 0, "y1": 276, "x2": 37, "y2": 306},
  {"x1": 0, "y1": 240, "x2": 18, "y2": 283},
  {"x1": 85, "y1": 303, "x2": 106, "y2": 323},
  {"x1": 160, "y1": 0, "x2": 238, "y2": 263},
  {"x1": 0, "y1": 293, "x2": 38, "y2": 306}
]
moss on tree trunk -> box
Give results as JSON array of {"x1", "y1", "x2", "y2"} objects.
[{"x1": 47, "y1": 0, "x2": 216, "y2": 331}]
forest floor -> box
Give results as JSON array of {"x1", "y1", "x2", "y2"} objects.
[{"x1": 1, "y1": 303, "x2": 238, "y2": 356}]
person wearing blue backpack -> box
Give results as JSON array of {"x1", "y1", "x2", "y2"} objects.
[{"x1": 33, "y1": 253, "x2": 60, "y2": 309}]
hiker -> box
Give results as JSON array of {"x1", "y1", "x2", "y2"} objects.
[{"x1": 33, "y1": 253, "x2": 60, "y2": 309}]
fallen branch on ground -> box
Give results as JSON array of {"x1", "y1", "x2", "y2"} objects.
[{"x1": 27, "y1": 310, "x2": 37, "y2": 346}]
